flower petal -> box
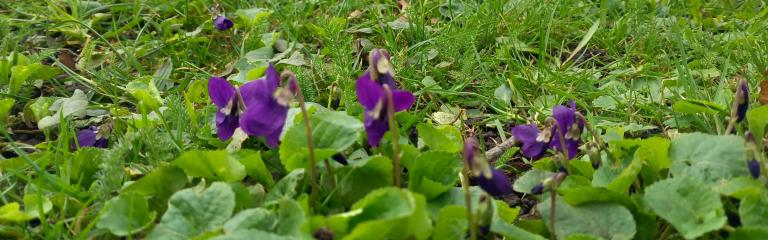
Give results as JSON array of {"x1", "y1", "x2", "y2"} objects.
[
  {"x1": 214, "y1": 16, "x2": 234, "y2": 31},
  {"x1": 512, "y1": 124, "x2": 548, "y2": 159},
  {"x1": 392, "y1": 90, "x2": 415, "y2": 112},
  {"x1": 476, "y1": 169, "x2": 513, "y2": 197},
  {"x1": 239, "y1": 100, "x2": 288, "y2": 137},
  {"x1": 364, "y1": 114, "x2": 389, "y2": 147},
  {"x1": 208, "y1": 77, "x2": 236, "y2": 108},
  {"x1": 73, "y1": 128, "x2": 97, "y2": 149},
  {"x1": 216, "y1": 111, "x2": 239, "y2": 141},
  {"x1": 355, "y1": 71, "x2": 385, "y2": 110},
  {"x1": 265, "y1": 128, "x2": 282, "y2": 148}
]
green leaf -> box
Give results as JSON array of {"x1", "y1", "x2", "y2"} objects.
[
  {"x1": 728, "y1": 227, "x2": 768, "y2": 240},
  {"x1": 0, "y1": 98, "x2": 14, "y2": 131},
  {"x1": 223, "y1": 208, "x2": 277, "y2": 233},
  {"x1": 0, "y1": 202, "x2": 34, "y2": 222},
  {"x1": 280, "y1": 111, "x2": 363, "y2": 171},
  {"x1": 416, "y1": 124, "x2": 463, "y2": 153},
  {"x1": 644, "y1": 176, "x2": 726, "y2": 239},
  {"x1": 491, "y1": 200, "x2": 547, "y2": 240},
  {"x1": 337, "y1": 156, "x2": 393, "y2": 204},
  {"x1": 123, "y1": 165, "x2": 188, "y2": 213},
  {"x1": 27, "y1": 96, "x2": 55, "y2": 122},
  {"x1": 494, "y1": 83, "x2": 513, "y2": 104},
  {"x1": 432, "y1": 205, "x2": 468, "y2": 240},
  {"x1": 172, "y1": 150, "x2": 246, "y2": 182},
  {"x1": 333, "y1": 187, "x2": 432, "y2": 240},
  {"x1": 235, "y1": 7, "x2": 272, "y2": 28},
  {"x1": 539, "y1": 198, "x2": 636, "y2": 240},
  {"x1": 266, "y1": 169, "x2": 304, "y2": 203},
  {"x1": 147, "y1": 182, "x2": 236, "y2": 240},
  {"x1": 22, "y1": 194, "x2": 52, "y2": 219},
  {"x1": 408, "y1": 151, "x2": 462, "y2": 199},
  {"x1": 232, "y1": 150, "x2": 274, "y2": 188},
  {"x1": 213, "y1": 229, "x2": 298, "y2": 240},
  {"x1": 275, "y1": 198, "x2": 305, "y2": 236},
  {"x1": 739, "y1": 193, "x2": 768, "y2": 229},
  {"x1": 513, "y1": 169, "x2": 555, "y2": 194},
  {"x1": 67, "y1": 148, "x2": 105, "y2": 188},
  {"x1": 97, "y1": 192, "x2": 156, "y2": 236},
  {"x1": 559, "y1": 187, "x2": 635, "y2": 211},
  {"x1": 672, "y1": 99, "x2": 726, "y2": 114},
  {"x1": 126, "y1": 76, "x2": 164, "y2": 111},
  {"x1": 8, "y1": 63, "x2": 60, "y2": 95},
  {"x1": 716, "y1": 176, "x2": 764, "y2": 199},
  {"x1": 669, "y1": 133, "x2": 748, "y2": 183},
  {"x1": 37, "y1": 89, "x2": 88, "y2": 129},
  {"x1": 747, "y1": 105, "x2": 768, "y2": 145}
]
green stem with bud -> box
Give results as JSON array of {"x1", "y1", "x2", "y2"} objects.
[{"x1": 461, "y1": 154, "x2": 477, "y2": 240}]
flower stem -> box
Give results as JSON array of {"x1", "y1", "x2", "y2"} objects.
[
  {"x1": 549, "y1": 180, "x2": 558, "y2": 240},
  {"x1": 383, "y1": 85, "x2": 401, "y2": 187},
  {"x1": 284, "y1": 72, "x2": 320, "y2": 212},
  {"x1": 461, "y1": 157, "x2": 477, "y2": 240}
]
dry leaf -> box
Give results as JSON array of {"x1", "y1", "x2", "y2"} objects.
[
  {"x1": 59, "y1": 49, "x2": 77, "y2": 70},
  {"x1": 397, "y1": 0, "x2": 410, "y2": 12},
  {"x1": 348, "y1": 10, "x2": 362, "y2": 19},
  {"x1": 759, "y1": 80, "x2": 768, "y2": 105}
]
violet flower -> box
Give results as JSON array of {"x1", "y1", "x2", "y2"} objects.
[
  {"x1": 355, "y1": 49, "x2": 414, "y2": 147},
  {"x1": 511, "y1": 124, "x2": 550, "y2": 159},
  {"x1": 748, "y1": 160, "x2": 760, "y2": 179},
  {"x1": 511, "y1": 100, "x2": 584, "y2": 160},
  {"x1": 214, "y1": 16, "x2": 234, "y2": 31},
  {"x1": 735, "y1": 78, "x2": 749, "y2": 123},
  {"x1": 71, "y1": 126, "x2": 108, "y2": 150},
  {"x1": 238, "y1": 65, "x2": 292, "y2": 148},
  {"x1": 208, "y1": 76, "x2": 244, "y2": 141},
  {"x1": 463, "y1": 138, "x2": 513, "y2": 197}
]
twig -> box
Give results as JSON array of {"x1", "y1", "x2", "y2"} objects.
[{"x1": 485, "y1": 136, "x2": 518, "y2": 164}]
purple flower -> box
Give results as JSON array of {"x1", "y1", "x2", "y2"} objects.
[
  {"x1": 736, "y1": 79, "x2": 749, "y2": 123},
  {"x1": 511, "y1": 124, "x2": 550, "y2": 159},
  {"x1": 71, "y1": 126, "x2": 108, "y2": 150},
  {"x1": 748, "y1": 160, "x2": 760, "y2": 179},
  {"x1": 331, "y1": 153, "x2": 348, "y2": 165},
  {"x1": 208, "y1": 76, "x2": 244, "y2": 141},
  {"x1": 355, "y1": 49, "x2": 414, "y2": 147},
  {"x1": 531, "y1": 183, "x2": 544, "y2": 194},
  {"x1": 238, "y1": 65, "x2": 291, "y2": 147},
  {"x1": 214, "y1": 16, "x2": 234, "y2": 31},
  {"x1": 549, "y1": 100, "x2": 583, "y2": 160},
  {"x1": 463, "y1": 138, "x2": 513, "y2": 197}
]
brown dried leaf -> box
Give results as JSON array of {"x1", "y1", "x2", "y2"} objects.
[
  {"x1": 759, "y1": 80, "x2": 768, "y2": 105},
  {"x1": 348, "y1": 10, "x2": 362, "y2": 19}
]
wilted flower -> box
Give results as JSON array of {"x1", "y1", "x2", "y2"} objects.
[
  {"x1": 239, "y1": 65, "x2": 292, "y2": 147},
  {"x1": 71, "y1": 126, "x2": 108, "y2": 150},
  {"x1": 208, "y1": 76, "x2": 245, "y2": 141},
  {"x1": 748, "y1": 160, "x2": 761, "y2": 179},
  {"x1": 512, "y1": 100, "x2": 584, "y2": 160},
  {"x1": 734, "y1": 78, "x2": 749, "y2": 123},
  {"x1": 213, "y1": 16, "x2": 234, "y2": 31},
  {"x1": 355, "y1": 49, "x2": 414, "y2": 147},
  {"x1": 463, "y1": 138, "x2": 513, "y2": 197}
]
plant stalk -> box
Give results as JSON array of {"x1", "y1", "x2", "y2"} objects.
[
  {"x1": 461, "y1": 158, "x2": 477, "y2": 240},
  {"x1": 287, "y1": 72, "x2": 321, "y2": 212},
  {"x1": 383, "y1": 85, "x2": 401, "y2": 187}
]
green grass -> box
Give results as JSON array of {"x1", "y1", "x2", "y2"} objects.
[{"x1": 2, "y1": 0, "x2": 768, "y2": 238}]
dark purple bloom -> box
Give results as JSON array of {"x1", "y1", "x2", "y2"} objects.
[
  {"x1": 71, "y1": 126, "x2": 108, "y2": 150},
  {"x1": 748, "y1": 160, "x2": 761, "y2": 179},
  {"x1": 355, "y1": 49, "x2": 414, "y2": 147},
  {"x1": 549, "y1": 100, "x2": 583, "y2": 160},
  {"x1": 511, "y1": 124, "x2": 550, "y2": 159},
  {"x1": 208, "y1": 76, "x2": 244, "y2": 141},
  {"x1": 463, "y1": 138, "x2": 513, "y2": 197},
  {"x1": 331, "y1": 153, "x2": 348, "y2": 165},
  {"x1": 531, "y1": 183, "x2": 544, "y2": 194},
  {"x1": 239, "y1": 65, "x2": 291, "y2": 148},
  {"x1": 214, "y1": 16, "x2": 234, "y2": 31},
  {"x1": 735, "y1": 79, "x2": 749, "y2": 123}
]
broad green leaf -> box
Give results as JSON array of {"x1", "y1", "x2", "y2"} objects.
[
  {"x1": 38, "y1": 89, "x2": 88, "y2": 129},
  {"x1": 67, "y1": 148, "x2": 104, "y2": 188},
  {"x1": 275, "y1": 199, "x2": 305, "y2": 236},
  {"x1": 539, "y1": 198, "x2": 636, "y2": 240},
  {"x1": 432, "y1": 205, "x2": 468, "y2": 240},
  {"x1": 728, "y1": 227, "x2": 768, "y2": 240},
  {"x1": 96, "y1": 192, "x2": 156, "y2": 236},
  {"x1": 559, "y1": 187, "x2": 635, "y2": 211},
  {"x1": 123, "y1": 165, "x2": 188, "y2": 212},
  {"x1": 494, "y1": 83, "x2": 513, "y2": 104},
  {"x1": 426, "y1": 187, "x2": 483, "y2": 220},
  {"x1": 0, "y1": 202, "x2": 34, "y2": 222},
  {"x1": 8, "y1": 63, "x2": 60, "y2": 95},
  {"x1": 716, "y1": 176, "x2": 764, "y2": 199},
  {"x1": 27, "y1": 96, "x2": 55, "y2": 122},
  {"x1": 172, "y1": 150, "x2": 246, "y2": 182},
  {"x1": 232, "y1": 150, "x2": 274, "y2": 188},
  {"x1": 266, "y1": 169, "x2": 304, "y2": 203},
  {"x1": 0, "y1": 98, "x2": 14, "y2": 131},
  {"x1": 416, "y1": 124, "x2": 463, "y2": 153},
  {"x1": 491, "y1": 199, "x2": 547, "y2": 240},
  {"x1": 337, "y1": 156, "x2": 392, "y2": 204},
  {"x1": 739, "y1": 193, "x2": 768, "y2": 229},
  {"x1": 644, "y1": 176, "x2": 726, "y2": 239},
  {"x1": 669, "y1": 133, "x2": 748, "y2": 183},
  {"x1": 747, "y1": 105, "x2": 768, "y2": 145},
  {"x1": 672, "y1": 99, "x2": 726, "y2": 114},
  {"x1": 213, "y1": 229, "x2": 298, "y2": 240},
  {"x1": 636, "y1": 137, "x2": 671, "y2": 172},
  {"x1": 280, "y1": 111, "x2": 363, "y2": 171},
  {"x1": 22, "y1": 194, "x2": 52, "y2": 219},
  {"x1": 408, "y1": 151, "x2": 462, "y2": 199},
  {"x1": 513, "y1": 169, "x2": 555, "y2": 194},
  {"x1": 147, "y1": 182, "x2": 236, "y2": 240},
  {"x1": 333, "y1": 187, "x2": 432, "y2": 240},
  {"x1": 223, "y1": 208, "x2": 277, "y2": 233},
  {"x1": 235, "y1": 7, "x2": 272, "y2": 28},
  {"x1": 126, "y1": 76, "x2": 163, "y2": 111}
]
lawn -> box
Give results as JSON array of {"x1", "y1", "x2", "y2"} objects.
[{"x1": 1, "y1": 0, "x2": 768, "y2": 239}]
